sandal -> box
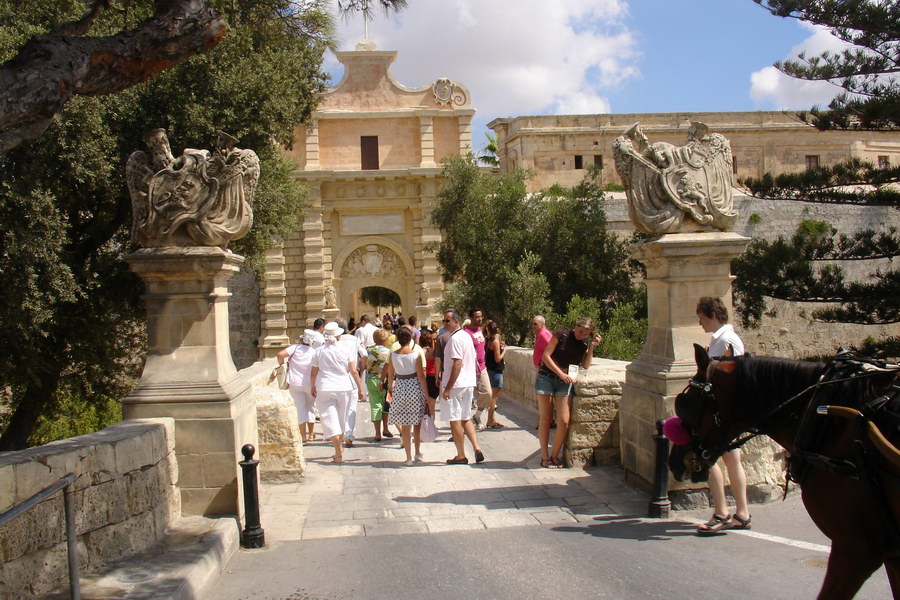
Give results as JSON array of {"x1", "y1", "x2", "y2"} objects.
[
  {"x1": 540, "y1": 458, "x2": 553, "y2": 469},
  {"x1": 731, "y1": 514, "x2": 752, "y2": 530},
  {"x1": 332, "y1": 455, "x2": 343, "y2": 463},
  {"x1": 549, "y1": 457, "x2": 565, "y2": 469},
  {"x1": 697, "y1": 513, "x2": 732, "y2": 535},
  {"x1": 488, "y1": 422, "x2": 506, "y2": 429}
]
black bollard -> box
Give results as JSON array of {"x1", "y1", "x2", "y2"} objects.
[
  {"x1": 239, "y1": 444, "x2": 265, "y2": 548},
  {"x1": 648, "y1": 419, "x2": 671, "y2": 518}
]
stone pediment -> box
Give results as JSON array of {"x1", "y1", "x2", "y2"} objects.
[{"x1": 321, "y1": 40, "x2": 471, "y2": 112}]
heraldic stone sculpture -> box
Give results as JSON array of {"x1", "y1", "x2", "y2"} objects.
[
  {"x1": 612, "y1": 121, "x2": 737, "y2": 235},
  {"x1": 126, "y1": 129, "x2": 259, "y2": 248}
]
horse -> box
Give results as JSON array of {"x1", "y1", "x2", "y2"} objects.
[{"x1": 668, "y1": 344, "x2": 900, "y2": 600}]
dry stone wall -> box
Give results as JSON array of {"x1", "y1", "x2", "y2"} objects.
[{"x1": 0, "y1": 419, "x2": 178, "y2": 599}]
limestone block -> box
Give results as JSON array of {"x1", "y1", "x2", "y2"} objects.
[
  {"x1": 0, "y1": 495, "x2": 63, "y2": 562},
  {"x1": 127, "y1": 465, "x2": 162, "y2": 516},
  {"x1": 572, "y1": 396, "x2": 619, "y2": 423},
  {"x1": 593, "y1": 447, "x2": 620, "y2": 466},
  {"x1": 104, "y1": 476, "x2": 131, "y2": 525},
  {"x1": 0, "y1": 464, "x2": 14, "y2": 513},
  {"x1": 75, "y1": 483, "x2": 114, "y2": 535},
  {"x1": 0, "y1": 541, "x2": 69, "y2": 599},
  {"x1": 564, "y1": 448, "x2": 594, "y2": 469},
  {"x1": 181, "y1": 481, "x2": 238, "y2": 516},
  {"x1": 82, "y1": 508, "x2": 157, "y2": 572},
  {"x1": 255, "y1": 385, "x2": 305, "y2": 483},
  {"x1": 567, "y1": 422, "x2": 612, "y2": 450},
  {"x1": 176, "y1": 454, "x2": 203, "y2": 488}
]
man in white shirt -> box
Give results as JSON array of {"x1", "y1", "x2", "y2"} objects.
[
  {"x1": 695, "y1": 297, "x2": 751, "y2": 535},
  {"x1": 440, "y1": 308, "x2": 484, "y2": 465},
  {"x1": 336, "y1": 317, "x2": 367, "y2": 447},
  {"x1": 354, "y1": 314, "x2": 378, "y2": 348}
]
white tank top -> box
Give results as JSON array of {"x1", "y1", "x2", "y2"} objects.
[{"x1": 392, "y1": 351, "x2": 419, "y2": 376}]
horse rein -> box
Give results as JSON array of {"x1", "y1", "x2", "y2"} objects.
[{"x1": 682, "y1": 359, "x2": 898, "y2": 469}]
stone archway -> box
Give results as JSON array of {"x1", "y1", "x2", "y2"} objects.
[{"x1": 333, "y1": 239, "x2": 416, "y2": 319}]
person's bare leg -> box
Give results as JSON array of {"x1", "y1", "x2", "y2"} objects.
[
  {"x1": 307, "y1": 422, "x2": 315, "y2": 441},
  {"x1": 722, "y1": 450, "x2": 750, "y2": 521},
  {"x1": 449, "y1": 420, "x2": 466, "y2": 459},
  {"x1": 300, "y1": 422, "x2": 308, "y2": 442},
  {"x1": 707, "y1": 462, "x2": 728, "y2": 517},
  {"x1": 332, "y1": 434, "x2": 343, "y2": 462},
  {"x1": 400, "y1": 425, "x2": 412, "y2": 461},
  {"x1": 486, "y1": 388, "x2": 501, "y2": 426},
  {"x1": 537, "y1": 394, "x2": 553, "y2": 462},
  {"x1": 462, "y1": 419, "x2": 481, "y2": 454},
  {"x1": 549, "y1": 396, "x2": 571, "y2": 463},
  {"x1": 413, "y1": 423, "x2": 422, "y2": 456}
]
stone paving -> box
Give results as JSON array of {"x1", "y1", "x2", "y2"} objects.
[{"x1": 259, "y1": 395, "x2": 649, "y2": 543}]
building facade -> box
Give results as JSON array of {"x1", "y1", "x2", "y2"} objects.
[
  {"x1": 488, "y1": 112, "x2": 900, "y2": 192},
  {"x1": 257, "y1": 40, "x2": 473, "y2": 356}
]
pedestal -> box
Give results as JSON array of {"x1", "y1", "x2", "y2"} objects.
[
  {"x1": 322, "y1": 307, "x2": 340, "y2": 322},
  {"x1": 123, "y1": 247, "x2": 258, "y2": 518},
  {"x1": 415, "y1": 305, "x2": 434, "y2": 330},
  {"x1": 619, "y1": 232, "x2": 750, "y2": 493}
]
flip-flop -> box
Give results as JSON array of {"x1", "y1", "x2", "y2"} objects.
[{"x1": 488, "y1": 422, "x2": 506, "y2": 429}]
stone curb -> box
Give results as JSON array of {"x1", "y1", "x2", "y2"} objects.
[{"x1": 43, "y1": 516, "x2": 239, "y2": 600}]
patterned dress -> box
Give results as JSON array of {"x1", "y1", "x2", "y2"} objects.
[
  {"x1": 366, "y1": 344, "x2": 390, "y2": 421},
  {"x1": 388, "y1": 351, "x2": 426, "y2": 426}
]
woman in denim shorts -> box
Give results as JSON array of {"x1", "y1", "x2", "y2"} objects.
[
  {"x1": 483, "y1": 320, "x2": 507, "y2": 429},
  {"x1": 536, "y1": 317, "x2": 602, "y2": 468}
]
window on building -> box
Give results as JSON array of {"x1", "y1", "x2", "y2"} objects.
[
  {"x1": 593, "y1": 155, "x2": 603, "y2": 168},
  {"x1": 361, "y1": 136, "x2": 379, "y2": 170},
  {"x1": 805, "y1": 155, "x2": 820, "y2": 170},
  {"x1": 878, "y1": 155, "x2": 890, "y2": 169},
  {"x1": 574, "y1": 155, "x2": 583, "y2": 169}
]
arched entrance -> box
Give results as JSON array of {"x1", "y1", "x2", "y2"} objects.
[{"x1": 333, "y1": 239, "x2": 416, "y2": 320}]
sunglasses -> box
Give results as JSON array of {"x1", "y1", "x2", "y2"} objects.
[{"x1": 442, "y1": 318, "x2": 451, "y2": 323}]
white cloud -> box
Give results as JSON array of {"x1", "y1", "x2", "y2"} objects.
[
  {"x1": 326, "y1": 0, "x2": 639, "y2": 137},
  {"x1": 749, "y1": 23, "x2": 848, "y2": 109}
]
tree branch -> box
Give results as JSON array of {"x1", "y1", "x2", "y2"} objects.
[{"x1": 0, "y1": 0, "x2": 226, "y2": 154}]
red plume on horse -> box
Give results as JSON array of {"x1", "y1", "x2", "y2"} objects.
[{"x1": 669, "y1": 344, "x2": 900, "y2": 600}]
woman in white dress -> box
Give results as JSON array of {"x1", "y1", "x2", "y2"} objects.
[
  {"x1": 310, "y1": 322, "x2": 365, "y2": 463},
  {"x1": 276, "y1": 329, "x2": 318, "y2": 443},
  {"x1": 387, "y1": 327, "x2": 432, "y2": 465}
]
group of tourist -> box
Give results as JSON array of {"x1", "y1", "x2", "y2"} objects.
[
  {"x1": 275, "y1": 308, "x2": 510, "y2": 466},
  {"x1": 276, "y1": 297, "x2": 752, "y2": 532}
]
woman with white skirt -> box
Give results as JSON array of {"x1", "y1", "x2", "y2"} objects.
[
  {"x1": 311, "y1": 322, "x2": 365, "y2": 463},
  {"x1": 276, "y1": 329, "x2": 318, "y2": 443}
]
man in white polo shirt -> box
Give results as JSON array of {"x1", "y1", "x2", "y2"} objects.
[{"x1": 440, "y1": 308, "x2": 484, "y2": 465}]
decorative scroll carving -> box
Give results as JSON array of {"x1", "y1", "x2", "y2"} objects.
[
  {"x1": 126, "y1": 129, "x2": 259, "y2": 248},
  {"x1": 612, "y1": 122, "x2": 737, "y2": 234},
  {"x1": 432, "y1": 77, "x2": 467, "y2": 107},
  {"x1": 417, "y1": 282, "x2": 430, "y2": 306},
  {"x1": 341, "y1": 244, "x2": 406, "y2": 278}
]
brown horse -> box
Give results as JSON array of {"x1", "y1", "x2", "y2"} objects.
[{"x1": 669, "y1": 344, "x2": 900, "y2": 600}]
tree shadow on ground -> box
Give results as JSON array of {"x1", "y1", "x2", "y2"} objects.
[{"x1": 552, "y1": 515, "x2": 697, "y2": 541}]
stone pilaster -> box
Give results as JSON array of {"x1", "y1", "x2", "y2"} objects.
[
  {"x1": 619, "y1": 232, "x2": 750, "y2": 493},
  {"x1": 305, "y1": 118, "x2": 320, "y2": 170},
  {"x1": 419, "y1": 115, "x2": 436, "y2": 168},
  {"x1": 123, "y1": 247, "x2": 258, "y2": 518},
  {"x1": 257, "y1": 245, "x2": 289, "y2": 359},
  {"x1": 458, "y1": 114, "x2": 473, "y2": 154},
  {"x1": 302, "y1": 184, "x2": 326, "y2": 324}
]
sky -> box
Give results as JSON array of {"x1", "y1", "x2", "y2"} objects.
[{"x1": 324, "y1": 0, "x2": 847, "y2": 151}]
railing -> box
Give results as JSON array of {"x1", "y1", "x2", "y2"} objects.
[{"x1": 0, "y1": 473, "x2": 81, "y2": 600}]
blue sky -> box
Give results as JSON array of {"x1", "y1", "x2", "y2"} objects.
[{"x1": 326, "y1": 0, "x2": 843, "y2": 150}]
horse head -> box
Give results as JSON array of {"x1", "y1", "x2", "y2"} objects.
[{"x1": 668, "y1": 343, "x2": 748, "y2": 482}]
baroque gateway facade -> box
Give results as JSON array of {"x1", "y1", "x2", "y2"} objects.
[
  {"x1": 256, "y1": 41, "x2": 474, "y2": 357},
  {"x1": 243, "y1": 42, "x2": 900, "y2": 363}
]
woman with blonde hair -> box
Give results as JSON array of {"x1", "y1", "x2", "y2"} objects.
[{"x1": 536, "y1": 317, "x2": 602, "y2": 468}]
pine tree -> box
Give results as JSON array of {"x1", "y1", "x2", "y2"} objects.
[{"x1": 733, "y1": 1, "x2": 900, "y2": 356}]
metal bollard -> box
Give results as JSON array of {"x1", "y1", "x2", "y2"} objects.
[
  {"x1": 648, "y1": 419, "x2": 671, "y2": 518},
  {"x1": 239, "y1": 444, "x2": 265, "y2": 548}
]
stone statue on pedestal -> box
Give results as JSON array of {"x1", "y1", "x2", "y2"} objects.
[
  {"x1": 126, "y1": 129, "x2": 259, "y2": 248},
  {"x1": 324, "y1": 285, "x2": 337, "y2": 310},
  {"x1": 417, "y1": 282, "x2": 429, "y2": 306},
  {"x1": 612, "y1": 121, "x2": 737, "y2": 234}
]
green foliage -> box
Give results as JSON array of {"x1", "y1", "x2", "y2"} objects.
[
  {"x1": 361, "y1": 286, "x2": 402, "y2": 309},
  {"x1": 0, "y1": 0, "x2": 334, "y2": 449},
  {"x1": 749, "y1": 213, "x2": 762, "y2": 224},
  {"x1": 478, "y1": 132, "x2": 499, "y2": 167},
  {"x1": 431, "y1": 155, "x2": 641, "y2": 348},
  {"x1": 546, "y1": 295, "x2": 602, "y2": 341},
  {"x1": 598, "y1": 301, "x2": 647, "y2": 361}
]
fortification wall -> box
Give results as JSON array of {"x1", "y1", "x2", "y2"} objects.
[{"x1": 0, "y1": 419, "x2": 179, "y2": 599}]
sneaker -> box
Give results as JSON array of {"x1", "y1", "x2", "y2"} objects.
[{"x1": 414, "y1": 453, "x2": 424, "y2": 462}]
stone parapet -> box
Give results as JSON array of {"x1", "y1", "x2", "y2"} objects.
[{"x1": 0, "y1": 419, "x2": 178, "y2": 599}]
